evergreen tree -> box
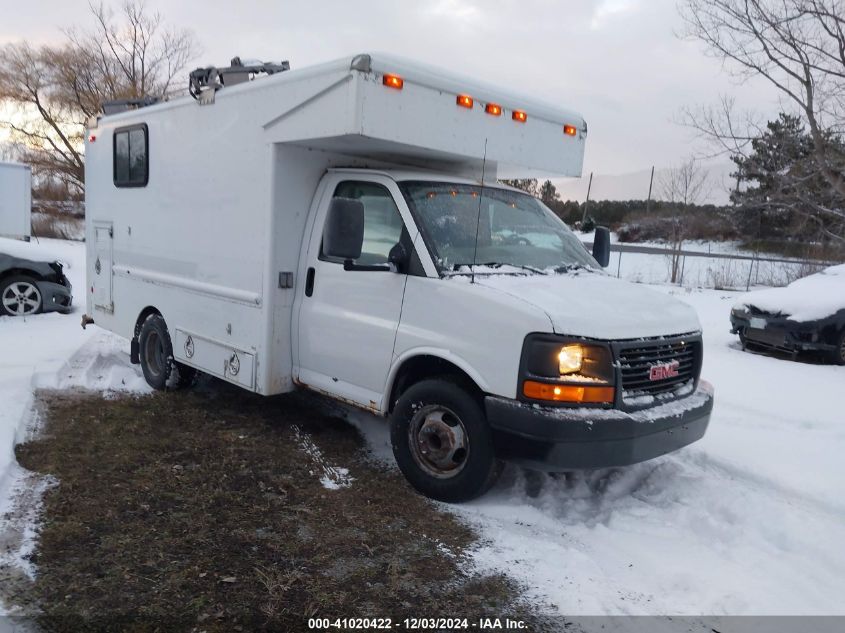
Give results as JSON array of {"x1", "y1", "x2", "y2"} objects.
[
  {"x1": 731, "y1": 114, "x2": 845, "y2": 244},
  {"x1": 539, "y1": 180, "x2": 559, "y2": 206},
  {"x1": 499, "y1": 179, "x2": 539, "y2": 197}
]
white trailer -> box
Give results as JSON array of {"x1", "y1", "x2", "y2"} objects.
[
  {"x1": 85, "y1": 53, "x2": 713, "y2": 501},
  {"x1": 0, "y1": 161, "x2": 32, "y2": 241}
]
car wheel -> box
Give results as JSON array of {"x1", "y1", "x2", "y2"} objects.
[
  {"x1": 390, "y1": 378, "x2": 502, "y2": 503},
  {"x1": 138, "y1": 314, "x2": 197, "y2": 390},
  {"x1": 0, "y1": 276, "x2": 43, "y2": 317}
]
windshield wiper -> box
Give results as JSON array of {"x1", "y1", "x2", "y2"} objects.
[
  {"x1": 453, "y1": 262, "x2": 548, "y2": 275},
  {"x1": 553, "y1": 262, "x2": 595, "y2": 274}
]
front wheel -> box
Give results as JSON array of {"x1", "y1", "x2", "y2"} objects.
[{"x1": 390, "y1": 379, "x2": 502, "y2": 502}]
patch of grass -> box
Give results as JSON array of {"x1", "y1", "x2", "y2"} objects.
[{"x1": 12, "y1": 386, "x2": 535, "y2": 631}]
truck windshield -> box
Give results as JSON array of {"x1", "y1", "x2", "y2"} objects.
[{"x1": 400, "y1": 182, "x2": 600, "y2": 274}]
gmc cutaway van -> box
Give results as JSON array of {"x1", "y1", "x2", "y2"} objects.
[{"x1": 84, "y1": 53, "x2": 713, "y2": 501}]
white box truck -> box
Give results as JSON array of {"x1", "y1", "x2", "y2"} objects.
[
  {"x1": 0, "y1": 161, "x2": 32, "y2": 241},
  {"x1": 84, "y1": 53, "x2": 713, "y2": 501}
]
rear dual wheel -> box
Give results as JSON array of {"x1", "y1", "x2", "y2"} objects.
[{"x1": 138, "y1": 314, "x2": 197, "y2": 390}]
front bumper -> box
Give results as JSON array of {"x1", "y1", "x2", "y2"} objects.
[
  {"x1": 35, "y1": 279, "x2": 73, "y2": 314},
  {"x1": 730, "y1": 313, "x2": 834, "y2": 353},
  {"x1": 485, "y1": 381, "x2": 713, "y2": 471}
]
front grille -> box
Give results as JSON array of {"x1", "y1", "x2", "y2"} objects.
[{"x1": 616, "y1": 337, "x2": 701, "y2": 402}]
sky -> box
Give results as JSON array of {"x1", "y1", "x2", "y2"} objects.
[{"x1": 1, "y1": 0, "x2": 784, "y2": 201}]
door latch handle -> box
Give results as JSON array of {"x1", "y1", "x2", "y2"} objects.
[{"x1": 305, "y1": 267, "x2": 316, "y2": 297}]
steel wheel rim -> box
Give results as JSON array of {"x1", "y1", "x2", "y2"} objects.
[
  {"x1": 144, "y1": 331, "x2": 165, "y2": 378},
  {"x1": 408, "y1": 404, "x2": 469, "y2": 479},
  {"x1": 2, "y1": 281, "x2": 41, "y2": 316}
]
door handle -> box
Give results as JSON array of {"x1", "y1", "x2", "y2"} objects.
[{"x1": 305, "y1": 267, "x2": 315, "y2": 297}]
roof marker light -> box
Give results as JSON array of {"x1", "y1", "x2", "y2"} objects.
[
  {"x1": 512, "y1": 110, "x2": 527, "y2": 123},
  {"x1": 456, "y1": 94, "x2": 474, "y2": 108},
  {"x1": 564, "y1": 124, "x2": 578, "y2": 136},
  {"x1": 485, "y1": 103, "x2": 502, "y2": 116},
  {"x1": 383, "y1": 74, "x2": 404, "y2": 89}
]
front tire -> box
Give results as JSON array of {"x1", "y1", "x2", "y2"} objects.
[
  {"x1": 390, "y1": 379, "x2": 501, "y2": 502},
  {"x1": 138, "y1": 314, "x2": 197, "y2": 390}
]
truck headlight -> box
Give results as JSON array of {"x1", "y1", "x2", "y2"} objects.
[
  {"x1": 558, "y1": 344, "x2": 584, "y2": 375},
  {"x1": 520, "y1": 335, "x2": 616, "y2": 405}
]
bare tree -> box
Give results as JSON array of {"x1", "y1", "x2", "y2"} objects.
[
  {"x1": 0, "y1": 1, "x2": 197, "y2": 192},
  {"x1": 678, "y1": 95, "x2": 763, "y2": 160},
  {"x1": 679, "y1": 0, "x2": 845, "y2": 200},
  {"x1": 659, "y1": 158, "x2": 710, "y2": 283}
]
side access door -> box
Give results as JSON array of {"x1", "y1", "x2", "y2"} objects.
[
  {"x1": 92, "y1": 221, "x2": 114, "y2": 313},
  {"x1": 294, "y1": 174, "x2": 421, "y2": 411}
]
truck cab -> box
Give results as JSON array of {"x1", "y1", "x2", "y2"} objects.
[{"x1": 292, "y1": 168, "x2": 713, "y2": 501}]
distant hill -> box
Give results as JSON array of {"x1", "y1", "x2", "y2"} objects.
[{"x1": 554, "y1": 162, "x2": 736, "y2": 206}]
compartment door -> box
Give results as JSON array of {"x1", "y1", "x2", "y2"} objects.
[{"x1": 93, "y1": 221, "x2": 113, "y2": 312}]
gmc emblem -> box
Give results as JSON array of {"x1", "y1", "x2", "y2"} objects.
[{"x1": 649, "y1": 360, "x2": 680, "y2": 381}]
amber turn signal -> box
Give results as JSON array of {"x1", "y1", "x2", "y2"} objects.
[{"x1": 523, "y1": 380, "x2": 614, "y2": 404}]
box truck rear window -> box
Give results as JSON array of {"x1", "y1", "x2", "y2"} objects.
[{"x1": 113, "y1": 124, "x2": 148, "y2": 187}]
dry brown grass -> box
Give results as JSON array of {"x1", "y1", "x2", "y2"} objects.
[{"x1": 9, "y1": 385, "x2": 536, "y2": 632}]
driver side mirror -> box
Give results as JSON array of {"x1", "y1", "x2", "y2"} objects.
[
  {"x1": 323, "y1": 197, "x2": 364, "y2": 261},
  {"x1": 592, "y1": 226, "x2": 611, "y2": 268}
]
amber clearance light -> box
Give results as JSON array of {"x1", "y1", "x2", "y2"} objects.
[
  {"x1": 485, "y1": 103, "x2": 503, "y2": 116},
  {"x1": 383, "y1": 74, "x2": 404, "y2": 89},
  {"x1": 523, "y1": 380, "x2": 614, "y2": 404},
  {"x1": 564, "y1": 124, "x2": 578, "y2": 136},
  {"x1": 456, "y1": 94, "x2": 474, "y2": 108}
]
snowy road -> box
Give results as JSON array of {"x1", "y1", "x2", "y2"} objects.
[{"x1": 1, "y1": 237, "x2": 842, "y2": 616}]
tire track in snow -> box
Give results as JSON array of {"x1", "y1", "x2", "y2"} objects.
[{"x1": 290, "y1": 425, "x2": 353, "y2": 490}]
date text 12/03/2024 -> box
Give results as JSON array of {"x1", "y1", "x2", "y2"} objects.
[{"x1": 307, "y1": 617, "x2": 528, "y2": 630}]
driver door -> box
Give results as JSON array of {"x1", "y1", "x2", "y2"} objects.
[{"x1": 295, "y1": 175, "x2": 412, "y2": 410}]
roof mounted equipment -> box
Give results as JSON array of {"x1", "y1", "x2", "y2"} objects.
[
  {"x1": 189, "y1": 57, "x2": 290, "y2": 103},
  {"x1": 101, "y1": 96, "x2": 160, "y2": 116}
]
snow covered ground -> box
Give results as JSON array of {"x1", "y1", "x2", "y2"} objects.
[
  {"x1": 578, "y1": 230, "x2": 829, "y2": 290},
  {"x1": 1, "y1": 237, "x2": 842, "y2": 616},
  {"x1": 0, "y1": 237, "x2": 148, "y2": 599}
]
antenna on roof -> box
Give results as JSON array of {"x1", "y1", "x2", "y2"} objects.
[{"x1": 470, "y1": 138, "x2": 488, "y2": 285}]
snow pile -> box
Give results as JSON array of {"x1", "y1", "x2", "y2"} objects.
[
  {"x1": 734, "y1": 264, "x2": 845, "y2": 321},
  {"x1": 51, "y1": 331, "x2": 151, "y2": 395}
]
